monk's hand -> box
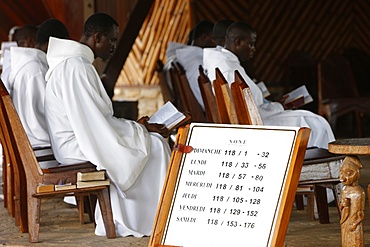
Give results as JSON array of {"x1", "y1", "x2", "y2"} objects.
[
  {"x1": 137, "y1": 116, "x2": 150, "y2": 124},
  {"x1": 137, "y1": 116, "x2": 170, "y2": 138},
  {"x1": 146, "y1": 123, "x2": 170, "y2": 138},
  {"x1": 279, "y1": 95, "x2": 289, "y2": 109}
]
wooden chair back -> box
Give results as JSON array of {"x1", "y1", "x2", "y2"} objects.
[
  {"x1": 168, "y1": 64, "x2": 184, "y2": 112},
  {"x1": 213, "y1": 68, "x2": 238, "y2": 124},
  {"x1": 197, "y1": 65, "x2": 220, "y2": 123},
  {"x1": 0, "y1": 79, "x2": 61, "y2": 232},
  {"x1": 0, "y1": 81, "x2": 55, "y2": 229},
  {"x1": 156, "y1": 59, "x2": 175, "y2": 104},
  {"x1": 169, "y1": 62, "x2": 206, "y2": 122},
  {"x1": 231, "y1": 70, "x2": 264, "y2": 125},
  {"x1": 0, "y1": 79, "x2": 116, "y2": 242}
]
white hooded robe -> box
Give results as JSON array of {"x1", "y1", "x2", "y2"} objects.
[
  {"x1": 8, "y1": 46, "x2": 50, "y2": 148},
  {"x1": 45, "y1": 37, "x2": 171, "y2": 237}
]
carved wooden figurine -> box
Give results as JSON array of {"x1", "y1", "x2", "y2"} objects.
[{"x1": 339, "y1": 155, "x2": 365, "y2": 247}]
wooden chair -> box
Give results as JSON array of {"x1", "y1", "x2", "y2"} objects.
[
  {"x1": 231, "y1": 70, "x2": 345, "y2": 223},
  {"x1": 0, "y1": 80, "x2": 60, "y2": 231},
  {"x1": 229, "y1": 70, "x2": 315, "y2": 219},
  {"x1": 318, "y1": 53, "x2": 370, "y2": 137},
  {"x1": 0, "y1": 79, "x2": 56, "y2": 225},
  {"x1": 200, "y1": 68, "x2": 344, "y2": 223},
  {"x1": 298, "y1": 147, "x2": 345, "y2": 222},
  {"x1": 197, "y1": 65, "x2": 220, "y2": 123},
  {"x1": 0, "y1": 135, "x2": 55, "y2": 219},
  {"x1": 0, "y1": 79, "x2": 116, "y2": 242},
  {"x1": 169, "y1": 62, "x2": 207, "y2": 123}
]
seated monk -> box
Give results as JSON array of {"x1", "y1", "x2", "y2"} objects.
[
  {"x1": 203, "y1": 21, "x2": 335, "y2": 149},
  {"x1": 9, "y1": 19, "x2": 69, "y2": 148},
  {"x1": 44, "y1": 13, "x2": 171, "y2": 237},
  {"x1": 165, "y1": 20, "x2": 215, "y2": 110}
]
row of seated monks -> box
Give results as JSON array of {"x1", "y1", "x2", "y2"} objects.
[{"x1": 1, "y1": 11, "x2": 369, "y2": 246}]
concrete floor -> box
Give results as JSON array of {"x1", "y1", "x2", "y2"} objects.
[{"x1": 0, "y1": 156, "x2": 369, "y2": 246}]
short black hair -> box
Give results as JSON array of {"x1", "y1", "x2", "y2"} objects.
[
  {"x1": 192, "y1": 20, "x2": 214, "y2": 41},
  {"x1": 36, "y1": 19, "x2": 69, "y2": 45},
  {"x1": 225, "y1": 21, "x2": 256, "y2": 43},
  {"x1": 213, "y1": 19, "x2": 234, "y2": 45},
  {"x1": 83, "y1": 13, "x2": 119, "y2": 38},
  {"x1": 15, "y1": 25, "x2": 38, "y2": 46}
]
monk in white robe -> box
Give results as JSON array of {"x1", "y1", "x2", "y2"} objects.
[
  {"x1": 0, "y1": 41, "x2": 17, "y2": 94},
  {"x1": 203, "y1": 22, "x2": 335, "y2": 149},
  {"x1": 44, "y1": 13, "x2": 171, "y2": 237},
  {"x1": 163, "y1": 41, "x2": 186, "y2": 92},
  {"x1": 164, "y1": 22, "x2": 215, "y2": 110},
  {"x1": 7, "y1": 19, "x2": 69, "y2": 148},
  {"x1": 2, "y1": 25, "x2": 38, "y2": 94},
  {"x1": 9, "y1": 46, "x2": 50, "y2": 148}
]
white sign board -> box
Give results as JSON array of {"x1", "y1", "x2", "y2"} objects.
[{"x1": 161, "y1": 123, "x2": 301, "y2": 247}]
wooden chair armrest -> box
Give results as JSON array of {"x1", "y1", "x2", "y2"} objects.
[{"x1": 42, "y1": 162, "x2": 96, "y2": 173}]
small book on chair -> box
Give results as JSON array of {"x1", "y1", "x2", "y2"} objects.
[
  {"x1": 36, "y1": 184, "x2": 55, "y2": 193},
  {"x1": 283, "y1": 85, "x2": 313, "y2": 109},
  {"x1": 148, "y1": 101, "x2": 191, "y2": 131},
  {"x1": 55, "y1": 183, "x2": 77, "y2": 191},
  {"x1": 76, "y1": 179, "x2": 110, "y2": 189},
  {"x1": 77, "y1": 170, "x2": 107, "y2": 182}
]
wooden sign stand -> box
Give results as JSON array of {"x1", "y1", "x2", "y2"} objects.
[{"x1": 149, "y1": 123, "x2": 310, "y2": 247}]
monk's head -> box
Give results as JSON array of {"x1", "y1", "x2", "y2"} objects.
[
  {"x1": 15, "y1": 25, "x2": 38, "y2": 48},
  {"x1": 36, "y1": 19, "x2": 69, "y2": 53},
  {"x1": 189, "y1": 20, "x2": 215, "y2": 48},
  {"x1": 224, "y1": 21, "x2": 257, "y2": 63},
  {"x1": 80, "y1": 13, "x2": 119, "y2": 61},
  {"x1": 212, "y1": 19, "x2": 234, "y2": 47}
]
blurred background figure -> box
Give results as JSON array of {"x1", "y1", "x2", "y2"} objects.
[
  {"x1": 13, "y1": 25, "x2": 38, "y2": 48},
  {"x1": 212, "y1": 19, "x2": 234, "y2": 47},
  {"x1": 8, "y1": 26, "x2": 21, "y2": 42}
]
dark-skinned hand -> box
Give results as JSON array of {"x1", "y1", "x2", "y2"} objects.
[
  {"x1": 278, "y1": 95, "x2": 289, "y2": 110},
  {"x1": 137, "y1": 116, "x2": 170, "y2": 138}
]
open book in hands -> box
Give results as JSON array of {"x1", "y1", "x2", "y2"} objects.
[
  {"x1": 148, "y1": 101, "x2": 191, "y2": 131},
  {"x1": 282, "y1": 85, "x2": 313, "y2": 109}
]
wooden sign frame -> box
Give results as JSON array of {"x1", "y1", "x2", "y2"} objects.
[{"x1": 149, "y1": 123, "x2": 310, "y2": 247}]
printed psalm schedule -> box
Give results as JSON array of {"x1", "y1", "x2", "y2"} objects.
[{"x1": 161, "y1": 123, "x2": 301, "y2": 247}]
